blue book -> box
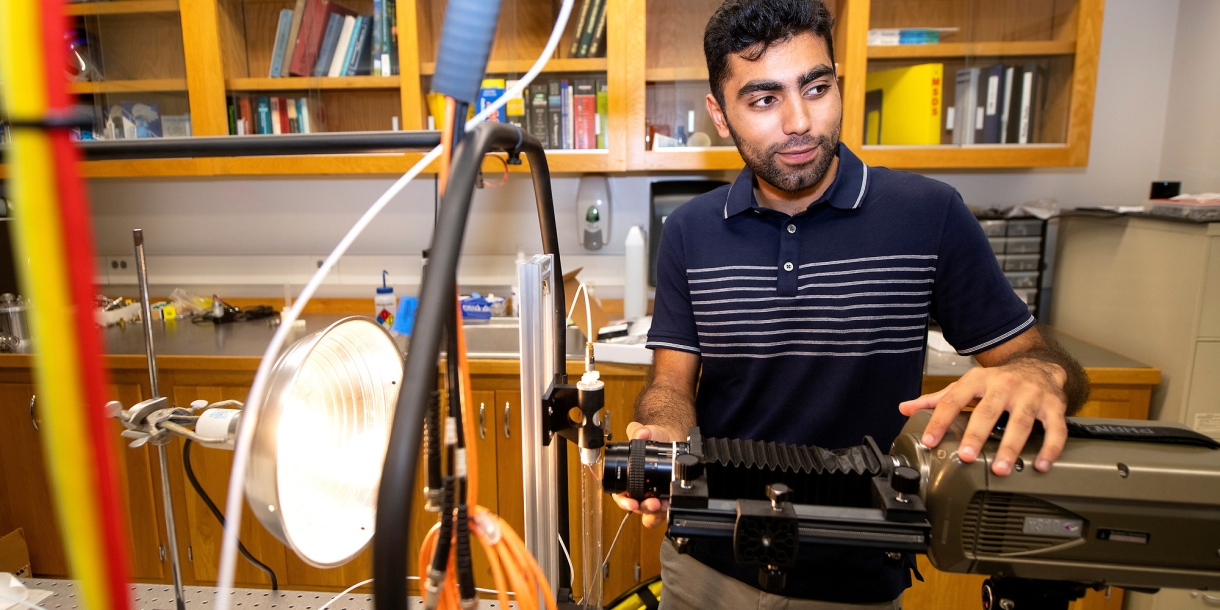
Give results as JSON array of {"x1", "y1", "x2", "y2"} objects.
[
  {"x1": 337, "y1": 16, "x2": 362, "y2": 76},
  {"x1": 313, "y1": 13, "x2": 343, "y2": 77},
  {"x1": 371, "y1": 0, "x2": 382, "y2": 75},
  {"x1": 345, "y1": 16, "x2": 372, "y2": 76},
  {"x1": 268, "y1": 9, "x2": 294, "y2": 77},
  {"x1": 255, "y1": 96, "x2": 272, "y2": 134}
]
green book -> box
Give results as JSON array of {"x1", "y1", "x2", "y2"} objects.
[
  {"x1": 576, "y1": 0, "x2": 604, "y2": 58},
  {"x1": 595, "y1": 79, "x2": 607, "y2": 149}
]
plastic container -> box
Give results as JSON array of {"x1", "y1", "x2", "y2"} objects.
[
  {"x1": 1005, "y1": 237, "x2": 1042, "y2": 254},
  {"x1": 1005, "y1": 219, "x2": 1044, "y2": 237},
  {"x1": 375, "y1": 270, "x2": 396, "y2": 330},
  {"x1": 979, "y1": 220, "x2": 1007, "y2": 237},
  {"x1": 1005, "y1": 272, "x2": 1039, "y2": 289},
  {"x1": 988, "y1": 237, "x2": 1006, "y2": 254},
  {"x1": 1003, "y1": 254, "x2": 1041, "y2": 272}
]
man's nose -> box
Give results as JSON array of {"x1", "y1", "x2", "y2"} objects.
[{"x1": 781, "y1": 94, "x2": 812, "y2": 136}]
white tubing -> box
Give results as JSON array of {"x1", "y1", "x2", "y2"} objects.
[{"x1": 213, "y1": 0, "x2": 576, "y2": 607}]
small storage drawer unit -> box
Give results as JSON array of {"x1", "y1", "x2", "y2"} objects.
[{"x1": 973, "y1": 215, "x2": 1047, "y2": 318}]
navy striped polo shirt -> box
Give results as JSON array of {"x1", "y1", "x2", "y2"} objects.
[{"x1": 646, "y1": 143, "x2": 1033, "y2": 603}]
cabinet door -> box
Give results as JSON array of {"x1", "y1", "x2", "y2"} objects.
[
  {"x1": 494, "y1": 390, "x2": 525, "y2": 536},
  {"x1": 0, "y1": 381, "x2": 68, "y2": 577},
  {"x1": 168, "y1": 382, "x2": 290, "y2": 587},
  {"x1": 0, "y1": 377, "x2": 166, "y2": 581}
]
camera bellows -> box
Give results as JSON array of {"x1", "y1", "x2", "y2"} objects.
[{"x1": 701, "y1": 437, "x2": 884, "y2": 507}]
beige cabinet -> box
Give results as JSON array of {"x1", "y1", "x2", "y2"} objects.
[{"x1": 1052, "y1": 217, "x2": 1220, "y2": 434}]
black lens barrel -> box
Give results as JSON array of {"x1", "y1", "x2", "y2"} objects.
[{"x1": 603, "y1": 439, "x2": 684, "y2": 499}]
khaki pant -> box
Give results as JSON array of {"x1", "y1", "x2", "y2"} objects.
[{"x1": 658, "y1": 540, "x2": 902, "y2": 610}]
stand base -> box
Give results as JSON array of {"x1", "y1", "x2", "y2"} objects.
[{"x1": 982, "y1": 577, "x2": 1087, "y2": 610}]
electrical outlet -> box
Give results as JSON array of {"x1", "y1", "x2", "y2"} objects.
[{"x1": 104, "y1": 256, "x2": 137, "y2": 284}]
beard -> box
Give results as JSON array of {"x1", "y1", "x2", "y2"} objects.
[{"x1": 727, "y1": 119, "x2": 841, "y2": 194}]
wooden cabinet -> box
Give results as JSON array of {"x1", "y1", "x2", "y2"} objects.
[
  {"x1": 26, "y1": 0, "x2": 1103, "y2": 178},
  {"x1": 0, "y1": 366, "x2": 167, "y2": 581}
]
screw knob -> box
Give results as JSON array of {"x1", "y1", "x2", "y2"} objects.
[
  {"x1": 766, "y1": 483, "x2": 792, "y2": 506},
  {"x1": 675, "y1": 453, "x2": 702, "y2": 483},
  {"x1": 891, "y1": 466, "x2": 921, "y2": 496}
]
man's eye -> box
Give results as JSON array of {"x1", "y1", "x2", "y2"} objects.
[
  {"x1": 751, "y1": 96, "x2": 776, "y2": 108},
  {"x1": 805, "y1": 84, "x2": 829, "y2": 97}
]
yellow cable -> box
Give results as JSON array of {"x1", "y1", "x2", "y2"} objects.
[{"x1": 0, "y1": 4, "x2": 112, "y2": 610}]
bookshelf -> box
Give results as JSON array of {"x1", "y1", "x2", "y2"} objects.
[{"x1": 33, "y1": 0, "x2": 1102, "y2": 177}]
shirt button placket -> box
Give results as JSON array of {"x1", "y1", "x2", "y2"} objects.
[{"x1": 778, "y1": 220, "x2": 800, "y2": 296}]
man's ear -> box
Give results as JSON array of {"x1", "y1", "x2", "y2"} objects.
[{"x1": 705, "y1": 94, "x2": 732, "y2": 139}]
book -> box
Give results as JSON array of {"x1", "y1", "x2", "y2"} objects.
[
  {"x1": 281, "y1": 0, "x2": 309, "y2": 76},
  {"x1": 576, "y1": 0, "x2": 603, "y2": 58},
  {"x1": 239, "y1": 96, "x2": 254, "y2": 135},
  {"x1": 561, "y1": 79, "x2": 573, "y2": 149},
  {"x1": 863, "y1": 63, "x2": 943, "y2": 145},
  {"x1": 313, "y1": 13, "x2": 344, "y2": 76},
  {"x1": 270, "y1": 97, "x2": 283, "y2": 134},
  {"x1": 506, "y1": 80, "x2": 526, "y2": 129},
  {"x1": 328, "y1": 15, "x2": 356, "y2": 76},
  {"x1": 344, "y1": 16, "x2": 369, "y2": 76},
  {"x1": 269, "y1": 9, "x2": 294, "y2": 77},
  {"x1": 867, "y1": 28, "x2": 953, "y2": 45},
  {"x1": 478, "y1": 78, "x2": 507, "y2": 123},
  {"x1": 527, "y1": 86, "x2": 549, "y2": 146},
  {"x1": 1017, "y1": 62, "x2": 1046, "y2": 144},
  {"x1": 952, "y1": 67, "x2": 978, "y2": 145},
  {"x1": 547, "y1": 80, "x2": 562, "y2": 149},
  {"x1": 297, "y1": 98, "x2": 312, "y2": 133},
  {"x1": 999, "y1": 66, "x2": 1015, "y2": 144},
  {"x1": 595, "y1": 79, "x2": 607, "y2": 149},
  {"x1": 569, "y1": 0, "x2": 594, "y2": 58},
  {"x1": 372, "y1": 0, "x2": 382, "y2": 75},
  {"x1": 980, "y1": 63, "x2": 1005, "y2": 144},
  {"x1": 573, "y1": 79, "x2": 596, "y2": 149},
  {"x1": 287, "y1": 99, "x2": 299, "y2": 133},
  {"x1": 278, "y1": 97, "x2": 291, "y2": 133},
  {"x1": 288, "y1": 0, "x2": 326, "y2": 76},
  {"x1": 587, "y1": 0, "x2": 609, "y2": 58},
  {"x1": 387, "y1": 0, "x2": 397, "y2": 75},
  {"x1": 255, "y1": 97, "x2": 272, "y2": 134},
  {"x1": 227, "y1": 97, "x2": 237, "y2": 135}
]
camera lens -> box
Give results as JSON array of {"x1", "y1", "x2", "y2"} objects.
[{"x1": 603, "y1": 439, "x2": 685, "y2": 499}]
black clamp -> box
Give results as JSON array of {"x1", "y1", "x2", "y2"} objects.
[
  {"x1": 734, "y1": 483, "x2": 799, "y2": 593},
  {"x1": 540, "y1": 377, "x2": 604, "y2": 452}
]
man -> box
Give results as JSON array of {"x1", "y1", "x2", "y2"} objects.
[{"x1": 612, "y1": 0, "x2": 1090, "y2": 608}]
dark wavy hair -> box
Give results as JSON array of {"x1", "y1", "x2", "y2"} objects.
[{"x1": 704, "y1": 0, "x2": 836, "y2": 107}]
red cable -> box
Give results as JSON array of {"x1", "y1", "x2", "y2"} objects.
[{"x1": 38, "y1": 1, "x2": 134, "y2": 609}]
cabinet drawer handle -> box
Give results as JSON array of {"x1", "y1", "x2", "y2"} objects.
[
  {"x1": 29, "y1": 395, "x2": 37, "y2": 431},
  {"x1": 478, "y1": 403, "x2": 486, "y2": 440},
  {"x1": 504, "y1": 402, "x2": 511, "y2": 439}
]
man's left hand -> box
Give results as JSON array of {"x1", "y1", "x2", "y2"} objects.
[{"x1": 899, "y1": 359, "x2": 1069, "y2": 476}]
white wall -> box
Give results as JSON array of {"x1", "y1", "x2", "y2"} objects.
[
  {"x1": 1157, "y1": 0, "x2": 1220, "y2": 194},
  {"x1": 88, "y1": 0, "x2": 1198, "y2": 299}
]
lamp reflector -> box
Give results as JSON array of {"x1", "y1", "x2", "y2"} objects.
[{"x1": 246, "y1": 317, "x2": 403, "y2": 567}]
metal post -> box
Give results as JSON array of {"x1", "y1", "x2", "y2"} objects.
[
  {"x1": 134, "y1": 229, "x2": 187, "y2": 610},
  {"x1": 518, "y1": 254, "x2": 560, "y2": 598}
]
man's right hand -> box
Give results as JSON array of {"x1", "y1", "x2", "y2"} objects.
[{"x1": 611, "y1": 422, "x2": 682, "y2": 528}]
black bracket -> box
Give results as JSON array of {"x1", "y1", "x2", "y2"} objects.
[{"x1": 734, "y1": 484, "x2": 799, "y2": 593}]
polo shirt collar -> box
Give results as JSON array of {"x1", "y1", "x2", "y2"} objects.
[{"x1": 723, "y1": 142, "x2": 870, "y2": 219}]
